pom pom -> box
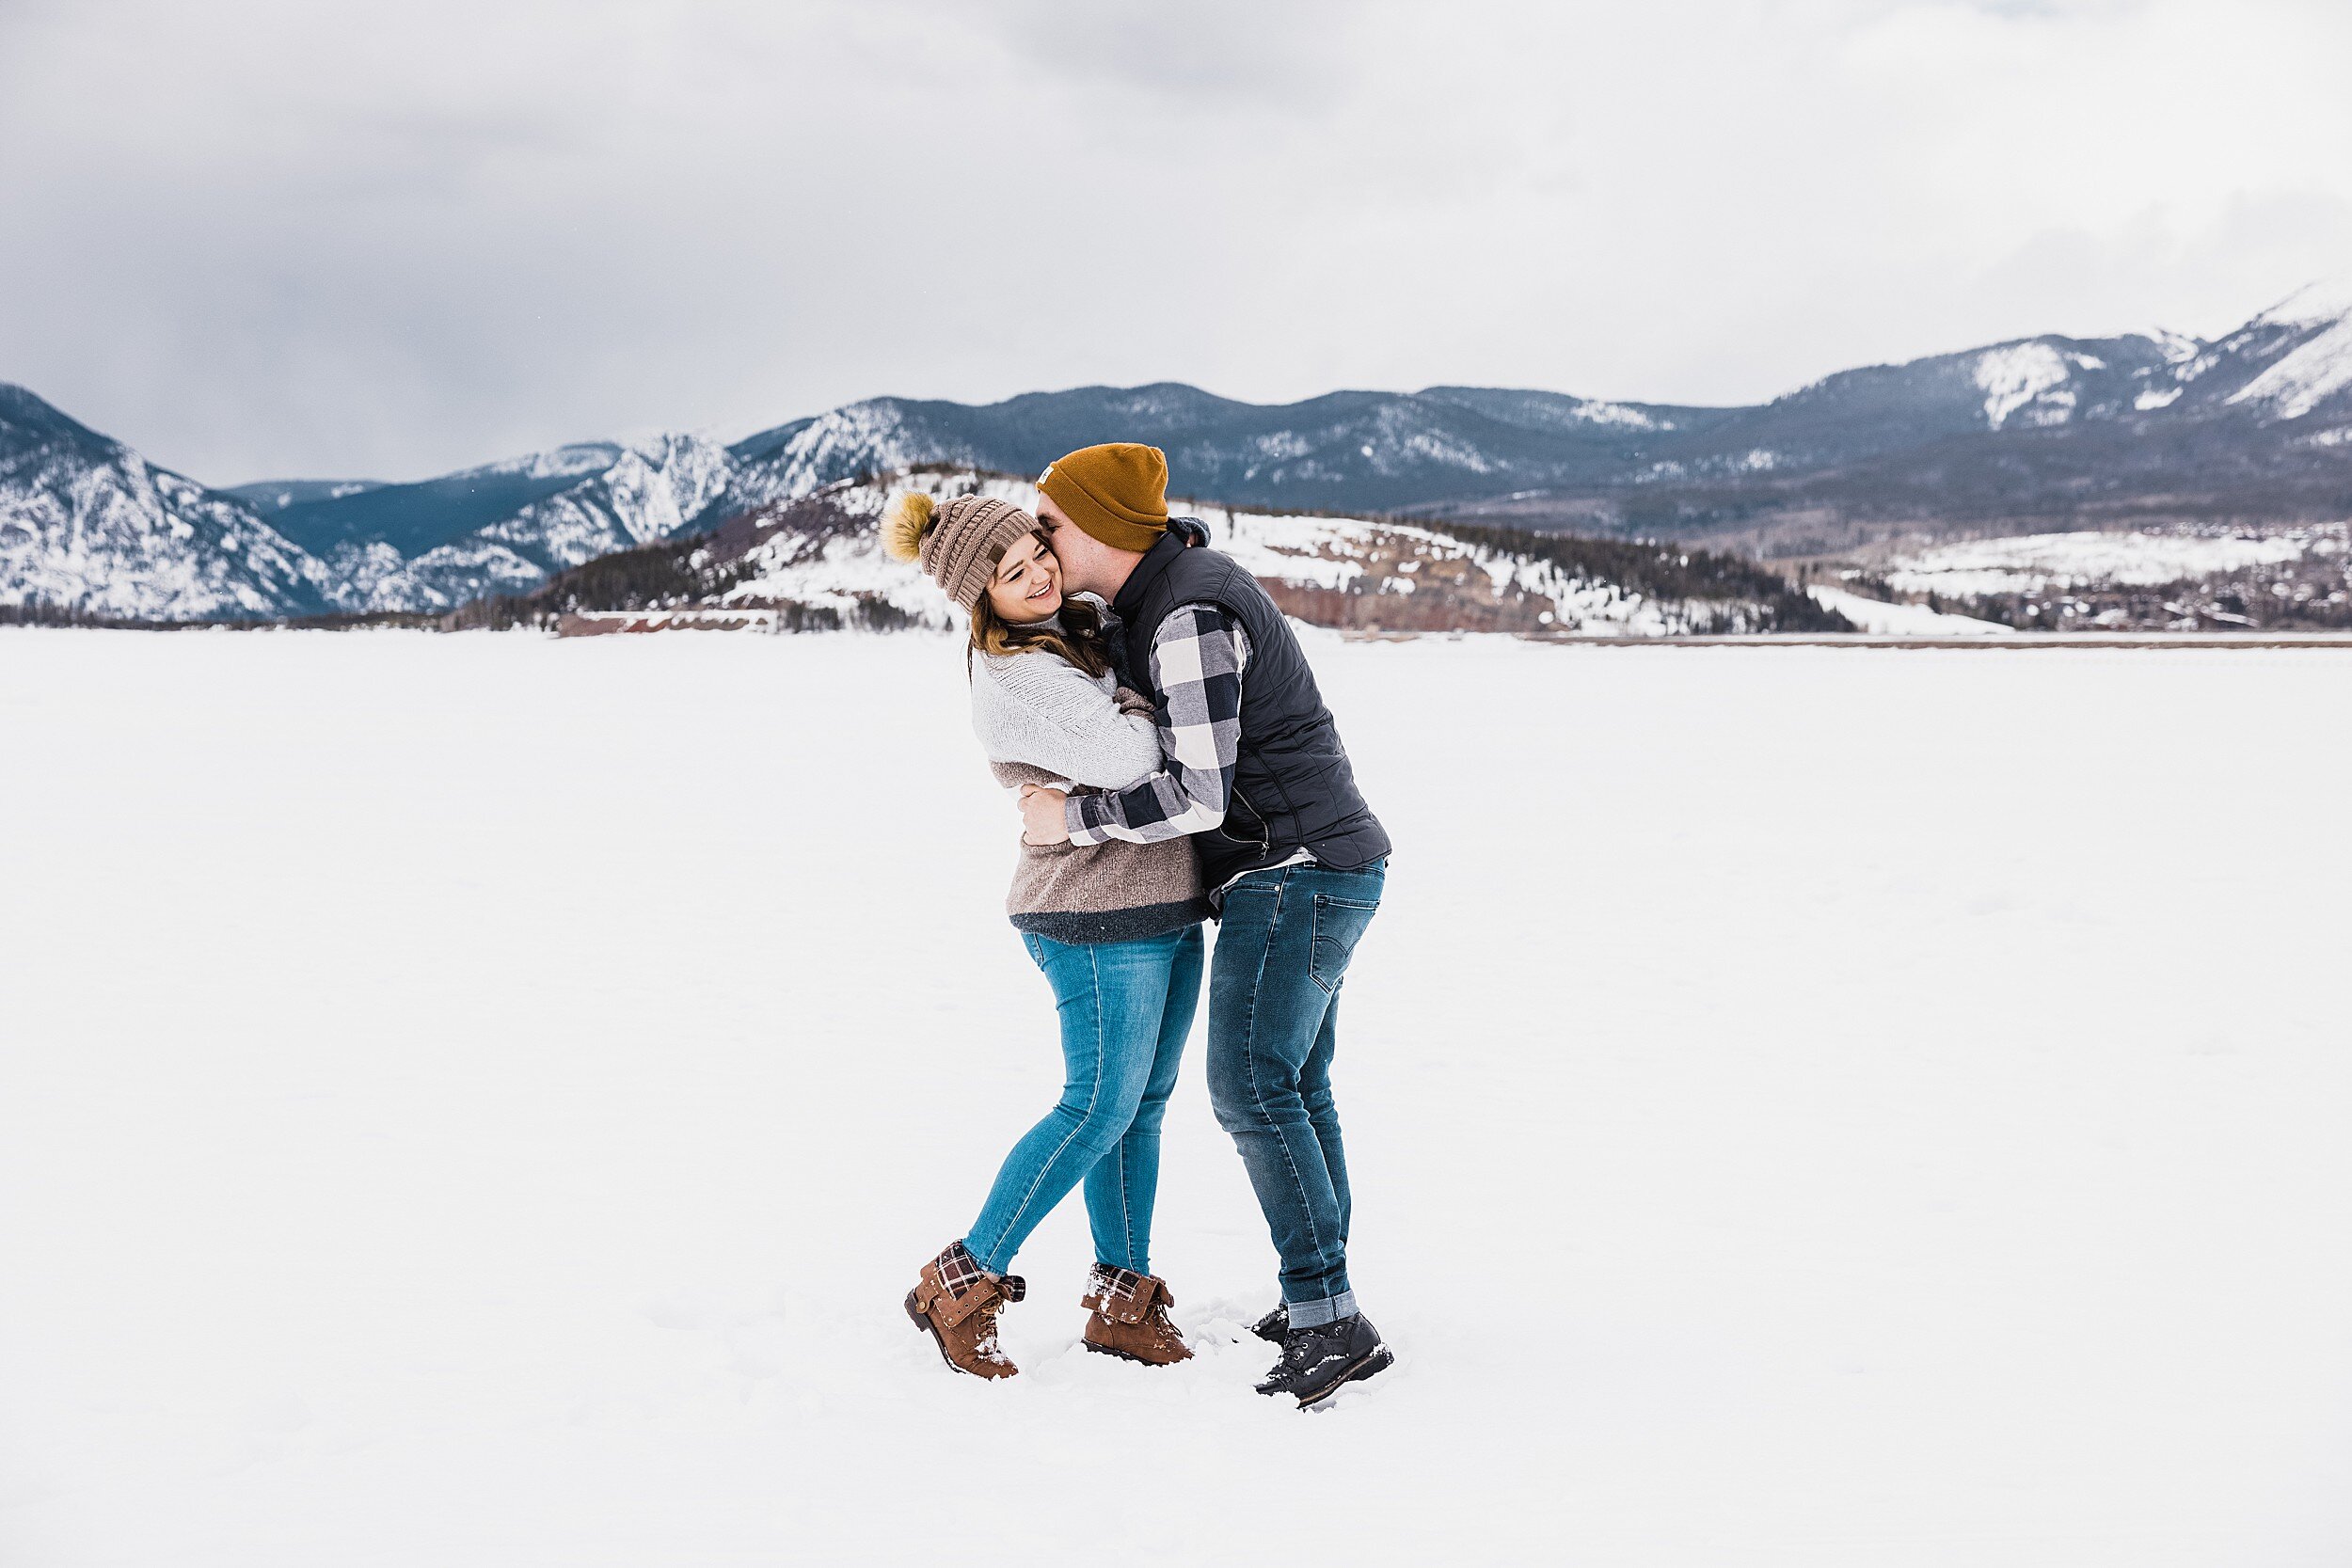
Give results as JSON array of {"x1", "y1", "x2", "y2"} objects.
[{"x1": 880, "y1": 492, "x2": 936, "y2": 563}]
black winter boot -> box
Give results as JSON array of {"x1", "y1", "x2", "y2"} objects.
[
  {"x1": 1254, "y1": 1312, "x2": 1393, "y2": 1408},
  {"x1": 1248, "y1": 1305, "x2": 1288, "y2": 1343}
]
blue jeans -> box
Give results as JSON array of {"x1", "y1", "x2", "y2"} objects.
[
  {"x1": 1206, "y1": 859, "x2": 1384, "y2": 1327},
  {"x1": 964, "y1": 924, "x2": 1204, "y2": 1276}
]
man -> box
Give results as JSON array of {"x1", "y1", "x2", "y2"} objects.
[{"x1": 1016, "y1": 442, "x2": 1395, "y2": 1410}]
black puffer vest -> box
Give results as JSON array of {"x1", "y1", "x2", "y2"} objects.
[{"x1": 1112, "y1": 518, "x2": 1391, "y2": 892}]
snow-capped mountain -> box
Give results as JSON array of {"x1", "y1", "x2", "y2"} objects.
[
  {"x1": 469, "y1": 468, "x2": 1849, "y2": 639},
  {"x1": 707, "y1": 288, "x2": 2352, "y2": 536},
  {"x1": 328, "y1": 434, "x2": 737, "y2": 611},
  {"x1": 8, "y1": 280, "x2": 2352, "y2": 619},
  {"x1": 712, "y1": 383, "x2": 1719, "y2": 520},
  {"x1": 0, "y1": 384, "x2": 333, "y2": 620},
  {"x1": 227, "y1": 445, "x2": 613, "y2": 560},
  {"x1": 2221, "y1": 279, "x2": 2352, "y2": 422},
  {"x1": 1444, "y1": 281, "x2": 2352, "y2": 551},
  {"x1": 3, "y1": 381, "x2": 1727, "y2": 618},
  {"x1": 0, "y1": 388, "x2": 749, "y2": 619},
  {"x1": 225, "y1": 435, "x2": 738, "y2": 612}
]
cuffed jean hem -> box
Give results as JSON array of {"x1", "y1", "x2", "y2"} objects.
[{"x1": 1285, "y1": 1289, "x2": 1359, "y2": 1329}]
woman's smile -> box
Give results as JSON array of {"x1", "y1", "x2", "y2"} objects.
[{"x1": 985, "y1": 531, "x2": 1064, "y2": 624}]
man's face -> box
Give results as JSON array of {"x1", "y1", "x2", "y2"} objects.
[{"x1": 1035, "y1": 495, "x2": 1103, "y2": 594}]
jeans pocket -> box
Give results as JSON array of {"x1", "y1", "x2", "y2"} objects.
[{"x1": 1309, "y1": 893, "x2": 1378, "y2": 995}]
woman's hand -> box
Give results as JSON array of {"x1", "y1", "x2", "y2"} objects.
[{"x1": 1018, "y1": 784, "x2": 1072, "y2": 846}]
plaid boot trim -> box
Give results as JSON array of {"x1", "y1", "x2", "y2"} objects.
[
  {"x1": 1084, "y1": 1263, "x2": 1166, "y2": 1323},
  {"x1": 1088, "y1": 1262, "x2": 1149, "y2": 1303},
  {"x1": 936, "y1": 1242, "x2": 1025, "y2": 1303}
]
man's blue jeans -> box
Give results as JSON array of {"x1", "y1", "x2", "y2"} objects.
[
  {"x1": 964, "y1": 924, "x2": 1203, "y2": 1277},
  {"x1": 1207, "y1": 859, "x2": 1384, "y2": 1327}
]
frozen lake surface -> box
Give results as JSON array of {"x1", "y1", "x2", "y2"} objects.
[{"x1": 3, "y1": 628, "x2": 2348, "y2": 1566}]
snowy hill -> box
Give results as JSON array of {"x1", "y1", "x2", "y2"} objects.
[
  {"x1": 333, "y1": 434, "x2": 737, "y2": 612},
  {"x1": 2222, "y1": 278, "x2": 2352, "y2": 422},
  {"x1": 226, "y1": 273, "x2": 2352, "y2": 581},
  {"x1": 1443, "y1": 280, "x2": 2352, "y2": 551},
  {"x1": 229, "y1": 436, "x2": 736, "y2": 614},
  {"x1": 1864, "y1": 522, "x2": 2352, "y2": 631},
  {"x1": 0, "y1": 398, "x2": 743, "y2": 619},
  {"x1": 0, "y1": 384, "x2": 332, "y2": 620},
  {"x1": 8, "y1": 280, "x2": 2352, "y2": 619},
  {"x1": 227, "y1": 447, "x2": 613, "y2": 561},
  {"x1": 706, "y1": 286, "x2": 2352, "y2": 546},
  {"x1": 1803, "y1": 584, "x2": 2016, "y2": 637},
  {"x1": 712, "y1": 384, "x2": 1721, "y2": 520},
  {"x1": 466, "y1": 468, "x2": 1850, "y2": 639}
]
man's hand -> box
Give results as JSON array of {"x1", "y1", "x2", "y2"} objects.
[{"x1": 1019, "y1": 784, "x2": 1072, "y2": 846}]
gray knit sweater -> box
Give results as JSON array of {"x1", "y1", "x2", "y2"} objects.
[{"x1": 969, "y1": 610, "x2": 1209, "y2": 944}]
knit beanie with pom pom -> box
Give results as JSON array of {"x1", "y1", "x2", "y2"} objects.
[{"x1": 880, "y1": 492, "x2": 1041, "y2": 611}]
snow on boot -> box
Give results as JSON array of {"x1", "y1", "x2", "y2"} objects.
[
  {"x1": 1248, "y1": 1304, "x2": 1289, "y2": 1343},
  {"x1": 1080, "y1": 1264, "x2": 1192, "y2": 1366},
  {"x1": 905, "y1": 1241, "x2": 1026, "y2": 1380},
  {"x1": 1254, "y1": 1312, "x2": 1393, "y2": 1409}
]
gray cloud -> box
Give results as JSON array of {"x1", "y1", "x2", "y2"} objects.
[{"x1": 1, "y1": 0, "x2": 2346, "y2": 483}]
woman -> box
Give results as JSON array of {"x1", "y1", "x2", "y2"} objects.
[{"x1": 882, "y1": 490, "x2": 1211, "y2": 1380}]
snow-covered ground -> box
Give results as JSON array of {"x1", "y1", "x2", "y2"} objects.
[
  {"x1": 4, "y1": 630, "x2": 2349, "y2": 1568},
  {"x1": 1883, "y1": 528, "x2": 2339, "y2": 596},
  {"x1": 1805, "y1": 584, "x2": 2015, "y2": 635}
]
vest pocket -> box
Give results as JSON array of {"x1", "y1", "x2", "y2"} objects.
[
  {"x1": 1217, "y1": 783, "x2": 1272, "y2": 850},
  {"x1": 1308, "y1": 892, "x2": 1378, "y2": 995}
]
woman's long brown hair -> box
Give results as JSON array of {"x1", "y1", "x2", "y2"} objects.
[{"x1": 967, "y1": 531, "x2": 1114, "y2": 677}]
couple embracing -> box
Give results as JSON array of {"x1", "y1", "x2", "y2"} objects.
[{"x1": 884, "y1": 442, "x2": 1395, "y2": 1411}]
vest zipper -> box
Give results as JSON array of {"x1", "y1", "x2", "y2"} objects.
[{"x1": 1225, "y1": 781, "x2": 1273, "y2": 851}]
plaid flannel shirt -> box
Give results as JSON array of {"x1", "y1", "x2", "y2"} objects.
[{"x1": 1065, "y1": 603, "x2": 1248, "y2": 847}]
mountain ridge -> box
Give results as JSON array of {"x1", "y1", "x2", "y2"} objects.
[
  {"x1": 447, "y1": 467, "x2": 1852, "y2": 641},
  {"x1": 6, "y1": 280, "x2": 2349, "y2": 620}
]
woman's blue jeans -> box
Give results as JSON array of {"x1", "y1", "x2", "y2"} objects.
[{"x1": 963, "y1": 924, "x2": 1204, "y2": 1276}]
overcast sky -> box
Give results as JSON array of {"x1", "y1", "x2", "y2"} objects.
[{"x1": 3, "y1": 0, "x2": 2348, "y2": 483}]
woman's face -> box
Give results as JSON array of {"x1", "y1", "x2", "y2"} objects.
[{"x1": 985, "y1": 531, "x2": 1064, "y2": 624}]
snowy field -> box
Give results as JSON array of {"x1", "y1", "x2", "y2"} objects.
[
  {"x1": 4, "y1": 628, "x2": 2350, "y2": 1568},
  {"x1": 1883, "y1": 527, "x2": 2344, "y2": 596},
  {"x1": 1804, "y1": 583, "x2": 2014, "y2": 636}
]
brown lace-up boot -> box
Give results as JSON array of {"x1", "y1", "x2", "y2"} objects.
[
  {"x1": 905, "y1": 1242, "x2": 1026, "y2": 1379},
  {"x1": 1080, "y1": 1264, "x2": 1192, "y2": 1366}
]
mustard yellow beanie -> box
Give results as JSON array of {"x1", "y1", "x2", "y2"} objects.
[{"x1": 1039, "y1": 443, "x2": 1169, "y2": 554}]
